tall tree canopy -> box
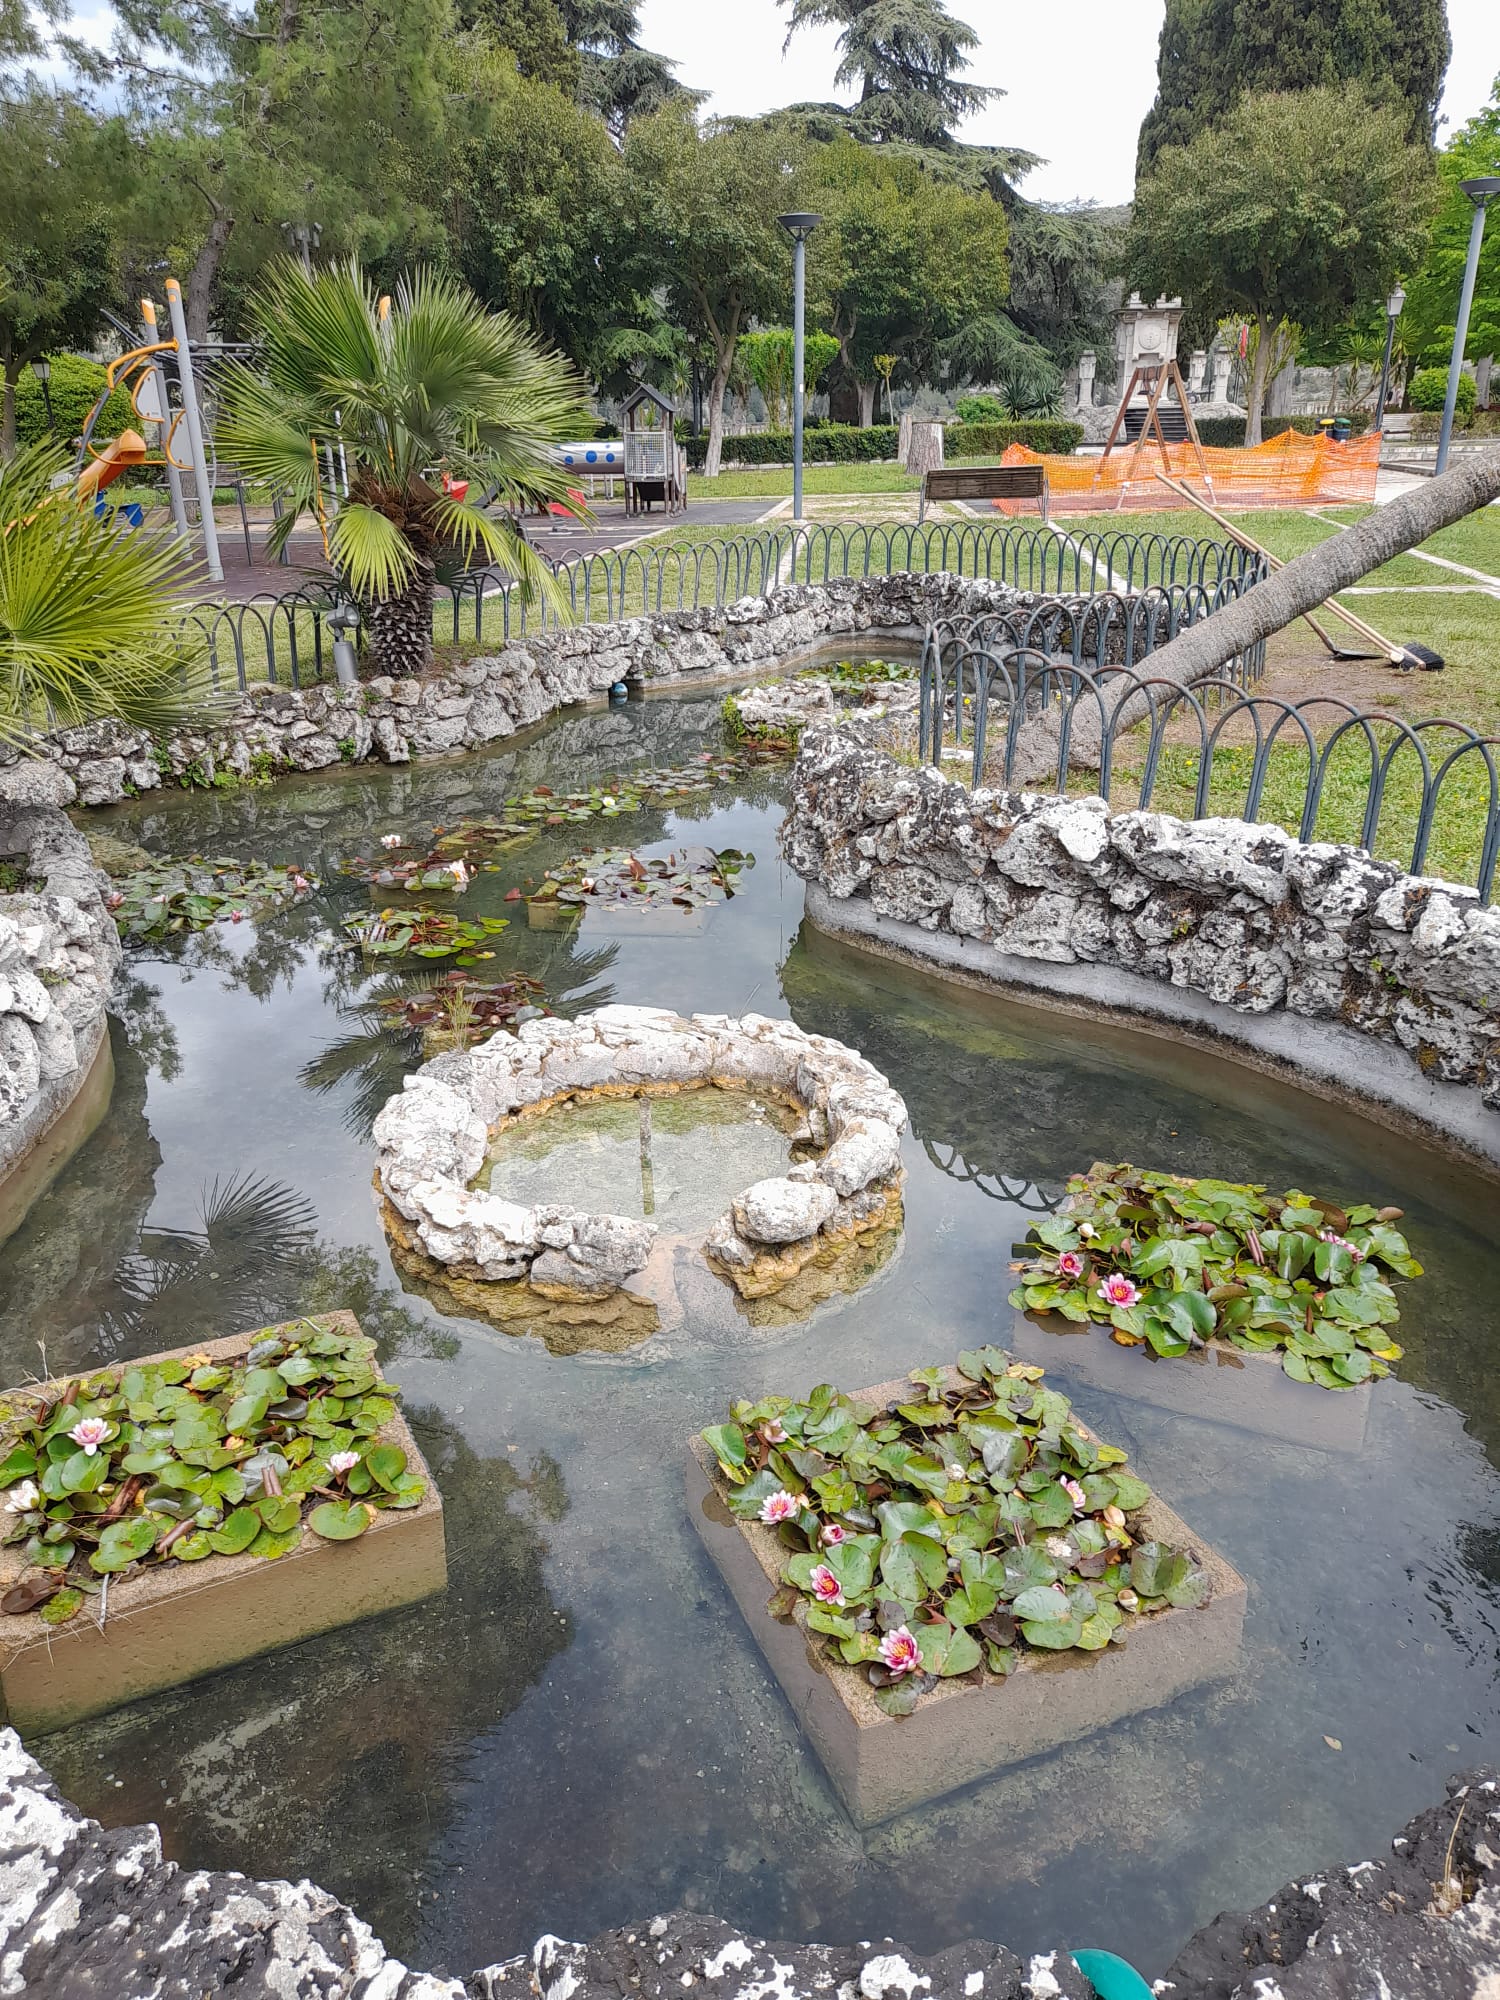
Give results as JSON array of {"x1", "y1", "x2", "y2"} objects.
[
  {"x1": 780, "y1": 0, "x2": 995, "y2": 147},
  {"x1": 1400, "y1": 75, "x2": 1500, "y2": 373},
  {"x1": 809, "y1": 135, "x2": 1012, "y2": 422},
  {"x1": 623, "y1": 110, "x2": 808, "y2": 475},
  {"x1": 1129, "y1": 85, "x2": 1436, "y2": 442},
  {"x1": 559, "y1": 1, "x2": 701, "y2": 140},
  {"x1": 0, "y1": 88, "x2": 130, "y2": 453},
  {"x1": 1138, "y1": 0, "x2": 1451, "y2": 175}
]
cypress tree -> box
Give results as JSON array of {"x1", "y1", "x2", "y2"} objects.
[{"x1": 1137, "y1": 0, "x2": 1450, "y2": 176}]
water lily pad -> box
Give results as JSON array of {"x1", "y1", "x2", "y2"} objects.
[
  {"x1": 309, "y1": 1500, "x2": 370, "y2": 1542},
  {"x1": 39, "y1": 1586, "x2": 85, "y2": 1626},
  {"x1": 90, "y1": 1516, "x2": 162, "y2": 1573}
]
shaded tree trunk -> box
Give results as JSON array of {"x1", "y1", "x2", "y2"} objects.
[
  {"x1": 185, "y1": 207, "x2": 234, "y2": 350},
  {"x1": 1010, "y1": 446, "x2": 1500, "y2": 782},
  {"x1": 1477, "y1": 355, "x2": 1494, "y2": 410},
  {"x1": 857, "y1": 381, "x2": 877, "y2": 428},
  {"x1": 1, "y1": 358, "x2": 21, "y2": 459},
  {"x1": 700, "y1": 300, "x2": 741, "y2": 482},
  {"x1": 365, "y1": 559, "x2": 437, "y2": 679},
  {"x1": 1245, "y1": 314, "x2": 1274, "y2": 447}
]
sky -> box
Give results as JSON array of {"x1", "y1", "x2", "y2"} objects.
[{"x1": 637, "y1": 0, "x2": 1500, "y2": 206}]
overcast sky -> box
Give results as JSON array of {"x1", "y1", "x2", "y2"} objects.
[{"x1": 638, "y1": 0, "x2": 1500, "y2": 206}]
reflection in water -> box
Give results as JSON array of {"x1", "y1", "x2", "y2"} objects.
[
  {"x1": 5, "y1": 690, "x2": 1500, "y2": 1982},
  {"x1": 39, "y1": 1424, "x2": 573, "y2": 1933}
]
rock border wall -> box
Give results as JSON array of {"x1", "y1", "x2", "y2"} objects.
[
  {"x1": 0, "y1": 768, "x2": 121, "y2": 1200},
  {"x1": 782, "y1": 731, "x2": 1500, "y2": 1167},
  {"x1": 2, "y1": 1726, "x2": 1496, "y2": 1999},
  {"x1": 372, "y1": 1005, "x2": 907, "y2": 1300},
  {"x1": 1, "y1": 576, "x2": 1036, "y2": 810}
]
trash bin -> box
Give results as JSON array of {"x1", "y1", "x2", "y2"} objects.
[{"x1": 1318, "y1": 415, "x2": 1353, "y2": 444}]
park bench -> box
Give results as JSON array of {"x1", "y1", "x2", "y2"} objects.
[{"x1": 918, "y1": 464, "x2": 1049, "y2": 525}]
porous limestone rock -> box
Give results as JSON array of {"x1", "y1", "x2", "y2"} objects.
[
  {"x1": 372, "y1": 1008, "x2": 908, "y2": 1303},
  {"x1": 782, "y1": 729, "x2": 1500, "y2": 1126}
]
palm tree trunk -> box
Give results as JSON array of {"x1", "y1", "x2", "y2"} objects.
[
  {"x1": 365, "y1": 559, "x2": 436, "y2": 680},
  {"x1": 1009, "y1": 446, "x2": 1500, "y2": 782}
]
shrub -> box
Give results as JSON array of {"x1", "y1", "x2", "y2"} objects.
[
  {"x1": 685, "y1": 424, "x2": 900, "y2": 469},
  {"x1": 945, "y1": 419, "x2": 1084, "y2": 458},
  {"x1": 956, "y1": 393, "x2": 1008, "y2": 425},
  {"x1": 1408, "y1": 366, "x2": 1476, "y2": 418},
  {"x1": 14, "y1": 352, "x2": 133, "y2": 448},
  {"x1": 1194, "y1": 413, "x2": 1373, "y2": 448}
]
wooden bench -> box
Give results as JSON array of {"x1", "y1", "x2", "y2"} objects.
[{"x1": 918, "y1": 464, "x2": 1049, "y2": 524}]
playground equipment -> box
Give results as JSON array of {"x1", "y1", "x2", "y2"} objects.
[
  {"x1": 622, "y1": 385, "x2": 687, "y2": 516},
  {"x1": 72, "y1": 283, "x2": 224, "y2": 582}
]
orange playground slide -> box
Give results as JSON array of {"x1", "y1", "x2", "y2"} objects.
[{"x1": 75, "y1": 429, "x2": 148, "y2": 503}]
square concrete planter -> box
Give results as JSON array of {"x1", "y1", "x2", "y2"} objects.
[
  {"x1": 687, "y1": 1371, "x2": 1246, "y2": 1827},
  {"x1": 0, "y1": 1313, "x2": 446, "y2": 1737},
  {"x1": 1008, "y1": 1312, "x2": 1373, "y2": 1455}
]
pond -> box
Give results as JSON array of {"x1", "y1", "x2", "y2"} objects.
[{"x1": 4, "y1": 682, "x2": 1498, "y2": 1982}]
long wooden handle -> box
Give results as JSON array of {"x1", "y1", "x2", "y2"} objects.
[{"x1": 1154, "y1": 471, "x2": 1403, "y2": 661}]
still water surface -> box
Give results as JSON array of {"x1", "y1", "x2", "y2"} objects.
[{"x1": 4, "y1": 687, "x2": 1498, "y2": 1979}]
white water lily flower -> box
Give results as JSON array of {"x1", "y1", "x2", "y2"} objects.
[{"x1": 4, "y1": 1480, "x2": 40, "y2": 1513}]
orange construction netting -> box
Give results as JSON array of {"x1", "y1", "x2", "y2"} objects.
[{"x1": 992, "y1": 429, "x2": 1381, "y2": 515}]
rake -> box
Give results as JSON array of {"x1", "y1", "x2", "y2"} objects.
[{"x1": 1153, "y1": 471, "x2": 1443, "y2": 671}]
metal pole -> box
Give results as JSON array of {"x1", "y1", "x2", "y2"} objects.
[
  {"x1": 164, "y1": 278, "x2": 223, "y2": 583},
  {"x1": 792, "y1": 233, "x2": 807, "y2": 523},
  {"x1": 1374, "y1": 312, "x2": 1397, "y2": 432},
  {"x1": 1436, "y1": 199, "x2": 1490, "y2": 476},
  {"x1": 141, "y1": 299, "x2": 192, "y2": 544}
]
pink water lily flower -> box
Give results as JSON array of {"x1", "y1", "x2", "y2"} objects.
[
  {"x1": 329, "y1": 1451, "x2": 360, "y2": 1475},
  {"x1": 759, "y1": 1419, "x2": 789, "y2": 1444},
  {"x1": 1098, "y1": 1273, "x2": 1141, "y2": 1309},
  {"x1": 819, "y1": 1522, "x2": 848, "y2": 1548},
  {"x1": 878, "y1": 1626, "x2": 923, "y2": 1678},
  {"x1": 381, "y1": 834, "x2": 403, "y2": 850},
  {"x1": 808, "y1": 1564, "x2": 845, "y2": 1607},
  {"x1": 1060, "y1": 1477, "x2": 1088, "y2": 1511},
  {"x1": 69, "y1": 1418, "x2": 111, "y2": 1456},
  {"x1": 759, "y1": 1489, "x2": 800, "y2": 1525},
  {"x1": 1056, "y1": 1251, "x2": 1086, "y2": 1279}
]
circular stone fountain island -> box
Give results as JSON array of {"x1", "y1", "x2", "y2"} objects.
[{"x1": 372, "y1": 1006, "x2": 908, "y2": 1344}]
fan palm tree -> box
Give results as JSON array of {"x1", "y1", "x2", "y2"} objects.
[
  {"x1": 216, "y1": 261, "x2": 590, "y2": 679},
  {"x1": 0, "y1": 440, "x2": 204, "y2": 749}
]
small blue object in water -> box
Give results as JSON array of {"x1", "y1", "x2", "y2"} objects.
[
  {"x1": 609, "y1": 681, "x2": 629, "y2": 702},
  {"x1": 1070, "y1": 1949, "x2": 1155, "y2": 1999}
]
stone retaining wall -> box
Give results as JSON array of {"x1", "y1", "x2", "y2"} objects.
[
  {"x1": 1, "y1": 576, "x2": 1034, "y2": 811},
  {"x1": 782, "y1": 730, "x2": 1500, "y2": 1164},
  {"x1": 0, "y1": 767, "x2": 120, "y2": 1198},
  {"x1": 2, "y1": 1728, "x2": 1495, "y2": 1998}
]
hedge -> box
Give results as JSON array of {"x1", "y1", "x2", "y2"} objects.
[
  {"x1": 946, "y1": 419, "x2": 1083, "y2": 457},
  {"x1": 1194, "y1": 413, "x2": 1373, "y2": 448},
  {"x1": 14, "y1": 352, "x2": 133, "y2": 448},
  {"x1": 1410, "y1": 408, "x2": 1500, "y2": 438},
  {"x1": 685, "y1": 416, "x2": 1082, "y2": 471}
]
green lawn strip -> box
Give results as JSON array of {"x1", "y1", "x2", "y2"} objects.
[
  {"x1": 1410, "y1": 509, "x2": 1500, "y2": 580},
  {"x1": 1109, "y1": 727, "x2": 1496, "y2": 895}
]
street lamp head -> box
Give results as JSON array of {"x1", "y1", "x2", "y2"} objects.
[
  {"x1": 778, "y1": 212, "x2": 822, "y2": 242},
  {"x1": 1386, "y1": 284, "x2": 1406, "y2": 319},
  {"x1": 1459, "y1": 176, "x2": 1500, "y2": 205},
  {"x1": 31, "y1": 357, "x2": 50, "y2": 384}
]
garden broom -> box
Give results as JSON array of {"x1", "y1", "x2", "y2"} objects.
[{"x1": 1153, "y1": 472, "x2": 1443, "y2": 671}]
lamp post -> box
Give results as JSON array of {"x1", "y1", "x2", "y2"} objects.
[
  {"x1": 1373, "y1": 283, "x2": 1405, "y2": 432},
  {"x1": 1436, "y1": 177, "x2": 1500, "y2": 475},
  {"x1": 31, "y1": 357, "x2": 54, "y2": 435},
  {"x1": 777, "y1": 211, "x2": 821, "y2": 522},
  {"x1": 282, "y1": 221, "x2": 322, "y2": 275}
]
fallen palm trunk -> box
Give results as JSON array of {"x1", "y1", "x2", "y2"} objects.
[{"x1": 1007, "y1": 446, "x2": 1500, "y2": 782}]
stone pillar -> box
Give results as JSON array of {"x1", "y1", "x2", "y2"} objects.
[
  {"x1": 1210, "y1": 346, "x2": 1234, "y2": 404},
  {"x1": 1476, "y1": 354, "x2": 1493, "y2": 410},
  {"x1": 1188, "y1": 349, "x2": 1208, "y2": 397},
  {"x1": 1076, "y1": 350, "x2": 1097, "y2": 410}
]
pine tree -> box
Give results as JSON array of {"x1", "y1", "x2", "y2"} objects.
[
  {"x1": 780, "y1": 0, "x2": 995, "y2": 147},
  {"x1": 559, "y1": 0, "x2": 700, "y2": 140},
  {"x1": 1137, "y1": 0, "x2": 1451, "y2": 176}
]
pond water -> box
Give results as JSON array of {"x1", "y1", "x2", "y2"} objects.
[
  {"x1": 483, "y1": 1087, "x2": 796, "y2": 1234},
  {"x1": 5, "y1": 683, "x2": 1499, "y2": 1981}
]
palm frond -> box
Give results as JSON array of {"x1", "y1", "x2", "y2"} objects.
[{"x1": 327, "y1": 503, "x2": 417, "y2": 601}]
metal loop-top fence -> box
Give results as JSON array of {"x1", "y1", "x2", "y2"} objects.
[
  {"x1": 917, "y1": 636, "x2": 1500, "y2": 904},
  {"x1": 184, "y1": 521, "x2": 1269, "y2": 693}
]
